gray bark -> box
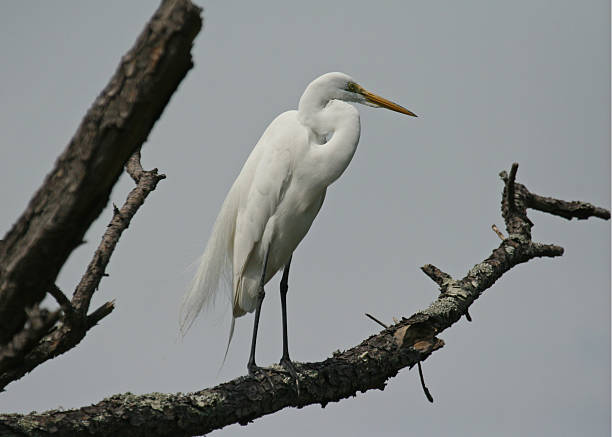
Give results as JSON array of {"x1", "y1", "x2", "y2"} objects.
[
  {"x1": 0, "y1": 163, "x2": 607, "y2": 436},
  {"x1": 0, "y1": 0, "x2": 202, "y2": 390}
]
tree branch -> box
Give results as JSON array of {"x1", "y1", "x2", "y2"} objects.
[
  {"x1": 0, "y1": 151, "x2": 165, "y2": 390},
  {"x1": 47, "y1": 285, "x2": 75, "y2": 321},
  {"x1": 420, "y1": 264, "x2": 452, "y2": 287},
  {"x1": 0, "y1": 306, "x2": 60, "y2": 376},
  {"x1": 0, "y1": 0, "x2": 202, "y2": 392},
  {"x1": 527, "y1": 193, "x2": 611, "y2": 220},
  {"x1": 1, "y1": 163, "x2": 607, "y2": 436},
  {"x1": 71, "y1": 151, "x2": 166, "y2": 315},
  {"x1": 0, "y1": 0, "x2": 202, "y2": 345}
]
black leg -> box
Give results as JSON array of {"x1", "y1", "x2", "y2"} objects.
[
  {"x1": 247, "y1": 289, "x2": 265, "y2": 374},
  {"x1": 247, "y1": 248, "x2": 270, "y2": 375},
  {"x1": 279, "y1": 256, "x2": 300, "y2": 393},
  {"x1": 279, "y1": 255, "x2": 292, "y2": 363}
]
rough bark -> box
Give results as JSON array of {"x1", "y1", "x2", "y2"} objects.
[
  {"x1": 0, "y1": 0, "x2": 202, "y2": 392},
  {"x1": 0, "y1": 0, "x2": 202, "y2": 345},
  {"x1": 0, "y1": 164, "x2": 607, "y2": 437},
  {"x1": 0, "y1": 152, "x2": 165, "y2": 391}
]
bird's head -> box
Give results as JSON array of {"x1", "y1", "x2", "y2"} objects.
[{"x1": 307, "y1": 72, "x2": 417, "y2": 117}]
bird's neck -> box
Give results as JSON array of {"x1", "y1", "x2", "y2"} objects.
[
  {"x1": 297, "y1": 85, "x2": 329, "y2": 134},
  {"x1": 299, "y1": 98, "x2": 361, "y2": 188}
]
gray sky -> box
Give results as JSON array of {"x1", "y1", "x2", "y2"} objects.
[{"x1": 1, "y1": 1, "x2": 609, "y2": 436}]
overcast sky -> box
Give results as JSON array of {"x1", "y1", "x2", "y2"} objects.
[{"x1": 0, "y1": 1, "x2": 609, "y2": 436}]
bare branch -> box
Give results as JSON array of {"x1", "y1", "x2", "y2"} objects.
[
  {"x1": 2, "y1": 165, "x2": 607, "y2": 436},
  {"x1": 527, "y1": 193, "x2": 611, "y2": 220},
  {"x1": 491, "y1": 224, "x2": 506, "y2": 240},
  {"x1": 126, "y1": 150, "x2": 146, "y2": 182},
  {"x1": 507, "y1": 162, "x2": 519, "y2": 210},
  {"x1": 71, "y1": 155, "x2": 166, "y2": 315},
  {"x1": 0, "y1": 0, "x2": 201, "y2": 391},
  {"x1": 420, "y1": 264, "x2": 452, "y2": 287},
  {"x1": 365, "y1": 314, "x2": 434, "y2": 403},
  {"x1": 500, "y1": 165, "x2": 533, "y2": 238},
  {"x1": 417, "y1": 362, "x2": 434, "y2": 403},
  {"x1": 86, "y1": 301, "x2": 116, "y2": 329},
  {"x1": 0, "y1": 152, "x2": 163, "y2": 390},
  {"x1": 0, "y1": 0, "x2": 202, "y2": 344},
  {"x1": 48, "y1": 284, "x2": 75, "y2": 319},
  {"x1": 464, "y1": 309, "x2": 472, "y2": 322},
  {"x1": 0, "y1": 334, "x2": 445, "y2": 437},
  {"x1": 365, "y1": 313, "x2": 389, "y2": 328},
  {"x1": 0, "y1": 306, "x2": 59, "y2": 374}
]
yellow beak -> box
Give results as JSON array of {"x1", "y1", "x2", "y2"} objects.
[{"x1": 361, "y1": 87, "x2": 417, "y2": 117}]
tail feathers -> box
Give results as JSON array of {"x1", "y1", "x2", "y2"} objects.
[
  {"x1": 220, "y1": 316, "x2": 236, "y2": 368},
  {"x1": 179, "y1": 189, "x2": 238, "y2": 338}
]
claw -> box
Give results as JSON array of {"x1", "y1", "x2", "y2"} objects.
[
  {"x1": 248, "y1": 363, "x2": 276, "y2": 392},
  {"x1": 280, "y1": 357, "x2": 300, "y2": 395}
]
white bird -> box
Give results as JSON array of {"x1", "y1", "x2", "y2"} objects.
[{"x1": 180, "y1": 72, "x2": 416, "y2": 378}]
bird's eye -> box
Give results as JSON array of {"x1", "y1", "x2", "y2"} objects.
[{"x1": 345, "y1": 82, "x2": 360, "y2": 93}]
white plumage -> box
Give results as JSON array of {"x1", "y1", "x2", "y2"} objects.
[{"x1": 180, "y1": 72, "x2": 415, "y2": 374}]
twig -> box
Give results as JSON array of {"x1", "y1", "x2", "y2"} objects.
[
  {"x1": 87, "y1": 301, "x2": 116, "y2": 329},
  {"x1": 48, "y1": 284, "x2": 76, "y2": 320},
  {"x1": 71, "y1": 152, "x2": 166, "y2": 315},
  {"x1": 420, "y1": 264, "x2": 452, "y2": 287},
  {"x1": 365, "y1": 313, "x2": 434, "y2": 402},
  {"x1": 464, "y1": 309, "x2": 472, "y2": 322},
  {"x1": 365, "y1": 313, "x2": 388, "y2": 328},
  {"x1": 527, "y1": 193, "x2": 611, "y2": 220},
  {"x1": 417, "y1": 362, "x2": 434, "y2": 403},
  {"x1": 507, "y1": 162, "x2": 519, "y2": 211},
  {"x1": 491, "y1": 224, "x2": 506, "y2": 240},
  {"x1": 500, "y1": 164, "x2": 532, "y2": 238},
  {"x1": 126, "y1": 150, "x2": 145, "y2": 182}
]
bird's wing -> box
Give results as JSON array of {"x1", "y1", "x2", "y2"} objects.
[{"x1": 232, "y1": 115, "x2": 298, "y2": 310}]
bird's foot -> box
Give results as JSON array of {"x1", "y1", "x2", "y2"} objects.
[
  {"x1": 248, "y1": 362, "x2": 275, "y2": 391},
  {"x1": 280, "y1": 356, "x2": 300, "y2": 395}
]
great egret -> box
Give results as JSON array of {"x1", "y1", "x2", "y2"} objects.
[{"x1": 180, "y1": 72, "x2": 416, "y2": 378}]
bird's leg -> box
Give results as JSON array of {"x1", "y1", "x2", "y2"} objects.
[
  {"x1": 247, "y1": 289, "x2": 266, "y2": 375},
  {"x1": 247, "y1": 248, "x2": 270, "y2": 376},
  {"x1": 279, "y1": 256, "x2": 292, "y2": 363},
  {"x1": 279, "y1": 256, "x2": 300, "y2": 392}
]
